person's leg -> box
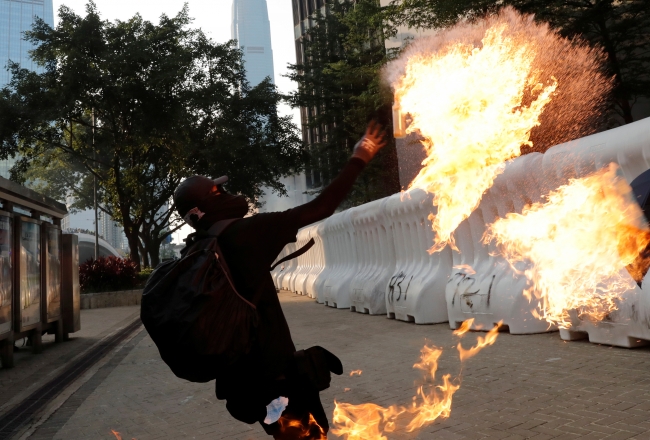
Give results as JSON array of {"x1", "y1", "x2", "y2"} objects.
[{"x1": 254, "y1": 346, "x2": 343, "y2": 439}]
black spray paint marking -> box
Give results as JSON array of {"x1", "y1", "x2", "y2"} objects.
[
  {"x1": 487, "y1": 275, "x2": 495, "y2": 307},
  {"x1": 388, "y1": 271, "x2": 413, "y2": 303}
]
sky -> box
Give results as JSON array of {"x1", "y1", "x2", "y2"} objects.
[
  {"x1": 51, "y1": 1, "x2": 298, "y2": 101},
  {"x1": 51, "y1": 0, "x2": 300, "y2": 245}
]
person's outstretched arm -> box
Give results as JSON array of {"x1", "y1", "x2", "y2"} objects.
[{"x1": 289, "y1": 121, "x2": 388, "y2": 228}]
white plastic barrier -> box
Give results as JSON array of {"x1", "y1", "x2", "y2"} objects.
[
  {"x1": 271, "y1": 245, "x2": 289, "y2": 290},
  {"x1": 446, "y1": 153, "x2": 557, "y2": 333},
  {"x1": 384, "y1": 189, "x2": 453, "y2": 323},
  {"x1": 541, "y1": 118, "x2": 650, "y2": 347},
  {"x1": 271, "y1": 223, "x2": 325, "y2": 296},
  {"x1": 349, "y1": 198, "x2": 396, "y2": 314},
  {"x1": 446, "y1": 118, "x2": 650, "y2": 344},
  {"x1": 557, "y1": 282, "x2": 650, "y2": 348},
  {"x1": 291, "y1": 222, "x2": 323, "y2": 296},
  {"x1": 303, "y1": 222, "x2": 326, "y2": 298},
  {"x1": 269, "y1": 118, "x2": 650, "y2": 347},
  {"x1": 320, "y1": 210, "x2": 359, "y2": 308},
  {"x1": 276, "y1": 242, "x2": 297, "y2": 291},
  {"x1": 311, "y1": 216, "x2": 337, "y2": 304},
  {"x1": 288, "y1": 227, "x2": 312, "y2": 294}
]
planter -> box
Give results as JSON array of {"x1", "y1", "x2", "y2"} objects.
[{"x1": 80, "y1": 289, "x2": 143, "y2": 310}]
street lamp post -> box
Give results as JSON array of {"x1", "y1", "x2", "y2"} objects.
[{"x1": 92, "y1": 108, "x2": 98, "y2": 260}]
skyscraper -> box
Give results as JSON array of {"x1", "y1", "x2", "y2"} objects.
[
  {"x1": 0, "y1": 0, "x2": 54, "y2": 88},
  {"x1": 231, "y1": 0, "x2": 275, "y2": 87},
  {"x1": 232, "y1": 0, "x2": 312, "y2": 212},
  {"x1": 0, "y1": 0, "x2": 54, "y2": 179}
]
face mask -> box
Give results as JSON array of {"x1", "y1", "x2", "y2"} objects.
[{"x1": 189, "y1": 193, "x2": 249, "y2": 229}]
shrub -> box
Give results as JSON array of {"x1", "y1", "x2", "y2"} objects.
[
  {"x1": 137, "y1": 266, "x2": 154, "y2": 287},
  {"x1": 80, "y1": 256, "x2": 138, "y2": 293}
]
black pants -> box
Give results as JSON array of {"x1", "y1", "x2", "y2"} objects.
[{"x1": 224, "y1": 346, "x2": 342, "y2": 439}]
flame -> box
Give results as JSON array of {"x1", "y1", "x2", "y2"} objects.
[
  {"x1": 350, "y1": 370, "x2": 363, "y2": 377},
  {"x1": 332, "y1": 346, "x2": 454, "y2": 439},
  {"x1": 452, "y1": 318, "x2": 475, "y2": 336},
  {"x1": 387, "y1": 11, "x2": 557, "y2": 252},
  {"x1": 405, "y1": 374, "x2": 459, "y2": 432},
  {"x1": 484, "y1": 164, "x2": 650, "y2": 328},
  {"x1": 278, "y1": 413, "x2": 327, "y2": 440},
  {"x1": 333, "y1": 328, "x2": 502, "y2": 438},
  {"x1": 412, "y1": 345, "x2": 442, "y2": 379},
  {"x1": 333, "y1": 402, "x2": 403, "y2": 440},
  {"x1": 404, "y1": 345, "x2": 459, "y2": 432},
  {"x1": 457, "y1": 321, "x2": 502, "y2": 361},
  {"x1": 111, "y1": 430, "x2": 135, "y2": 440},
  {"x1": 453, "y1": 264, "x2": 476, "y2": 275}
]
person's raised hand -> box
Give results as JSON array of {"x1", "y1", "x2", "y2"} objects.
[{"x1": 352, "y1": 120, "x2": 388, "y2": 164}]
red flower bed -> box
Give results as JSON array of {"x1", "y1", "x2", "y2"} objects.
[{"x1": 80, "y1": 256, "x2": 138, "y2": 293}]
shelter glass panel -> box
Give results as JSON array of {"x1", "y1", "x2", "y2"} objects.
[
  {"x1": 0, "y1": 216, "x2": 12, "y2": 334},
  {"x1": 20, "y1": 220, "x2": 40, "y2": 328},
  {"x1": 46, "y1": 226, "x2": 60, "y2": 321}
]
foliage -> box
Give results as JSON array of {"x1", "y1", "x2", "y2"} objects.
[
  {"x1": 0, "y1": 2, "x2": 304, "y2": 268},
  {"x1": 79, "y1": 256, "x2": 138, "y2": 293},
  {"x1": 386, "y1": 0, "x2": 650, "y2": 124},
  {"x1": 287, "y1": 0, "x2": 401, "y2": 206},
  {"x1": 137, "y1": 266, "x2": 155, "y2": 287}
]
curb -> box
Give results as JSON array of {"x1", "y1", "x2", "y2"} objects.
[{"x1": 80, "y1": 289, "x2": 143, "y2": 309}]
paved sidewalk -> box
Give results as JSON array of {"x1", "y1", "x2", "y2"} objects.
[
  {"x1": 0, "y1": 307, "x2": 141, "y2": 417},
  {"x1": 8, "y1": 292, "x2": 650, "y2": 440}
]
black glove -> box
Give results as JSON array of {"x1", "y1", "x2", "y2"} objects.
[{"x1": 292, "y1": 346, "x2": 343, "y2": 392}]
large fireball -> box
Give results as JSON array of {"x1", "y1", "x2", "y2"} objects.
[
  {"x1": 384, "y1": 7, "x2": 612, "y2": 252},
  {"x1": 484, "y1": 164, "x2": 650, "y2": 328}
]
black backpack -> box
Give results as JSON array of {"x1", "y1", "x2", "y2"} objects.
[{"x1": 141, "y1": 220, "x2": 257, "y2": 382}]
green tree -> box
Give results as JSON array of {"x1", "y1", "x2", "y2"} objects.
[
  {"x1": 387, "y1": 0, "x2": 650, "y2": 124},
  {"x1": 287, "y1": 0, "x2": 400, "y2": 206},
  {"x1": 0, "y1": 2, "x2": 303, "y2": 268}
]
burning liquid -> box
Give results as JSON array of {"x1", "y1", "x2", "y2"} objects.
[
  {"x1": 484, "y1": 164, "x2": 650, "y2": 328},
  {"x1": 457, "y1": 321, "x2": 502, "y2": 361},
  {"x1": 111, "y1": 430, "x2": 135, "y2": 440},
  {"x1": 332, "y1": 324, "x2": 500, "y2": 439},
  {"x1": 384, "y1": 7, "x2": 612, "y2": 252},
  {"x1": 278, "y1": 414, "x2": 327, "y2": 439}
]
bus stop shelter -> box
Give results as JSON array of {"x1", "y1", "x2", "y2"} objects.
[{"x1": 0, "y1": 176, "x2": 80, "y2": 368}]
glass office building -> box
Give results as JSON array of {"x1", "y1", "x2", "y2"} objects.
[
  {"x1": 0, "y1": 0, "x2": 54, "y2": 88},
  {"x1": 231, "y1": 0, "x2": 275, "y2": 87},
  {"x1": 231, "y1": 0, "x2": 313, "y2": 212},
  {"x1": 0, "y1": 0, "x2": 54, "y2": 179}
]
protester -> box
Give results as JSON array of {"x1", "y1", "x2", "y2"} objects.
[{"x1": 170, "y1": 121, "x2": 387, "y2": 439}]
